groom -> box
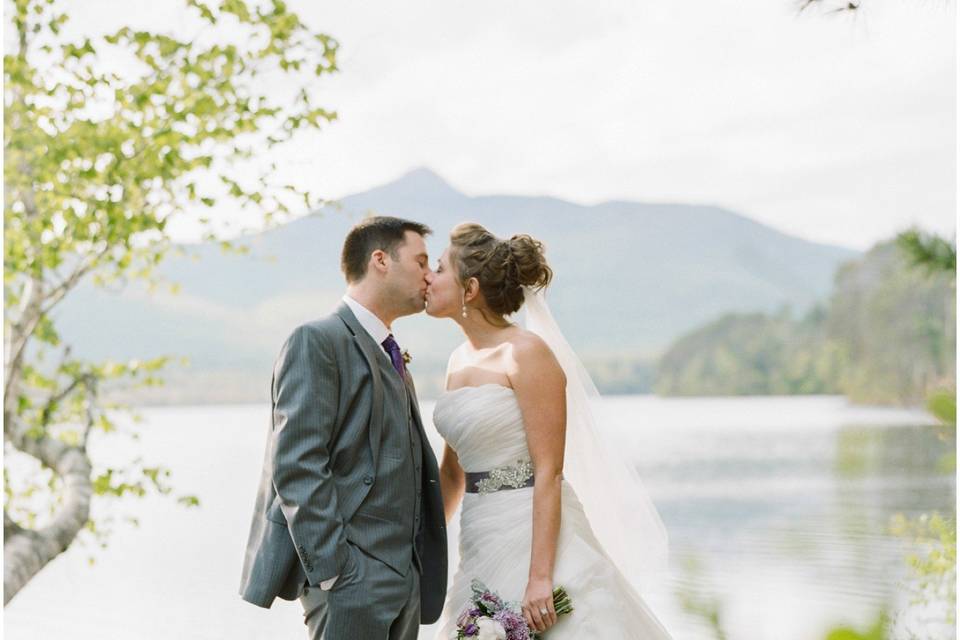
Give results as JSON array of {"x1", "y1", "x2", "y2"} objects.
[{"x1": 239, "y1": 216, "x2": 447, "y2": 639}]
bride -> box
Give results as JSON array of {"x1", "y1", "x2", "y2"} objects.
[{"x1": 425, "y1": 222, "x2": 674, "y2": 638}]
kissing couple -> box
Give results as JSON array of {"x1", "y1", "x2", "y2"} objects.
[{"x1": 239, "y1": 216, "x2": 674, "y2": 639}]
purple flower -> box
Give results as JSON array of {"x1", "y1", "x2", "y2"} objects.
[
  {"x1": 464, "y1": 623, "x2": 479, "y2": 636},
  {"x1": 480, "y1": 592, "x2": 504, "y2": 611},
  {"x1": 493, "y1": 609, "x2": 532, "y2": 640}
]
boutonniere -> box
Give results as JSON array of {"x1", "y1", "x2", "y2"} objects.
[{"x1": 401, "y1": 349, "x2": 412, "y2": 365}]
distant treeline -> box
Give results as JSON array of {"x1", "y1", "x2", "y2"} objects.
[
  {"x1": 582, "y1": 357, "x2": 656, "y2": 395},
  {"x1": 655, "y1": 239, "x2": 956, "y2": 405}
]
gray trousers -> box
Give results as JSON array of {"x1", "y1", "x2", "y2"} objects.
[{"x1": 299, "y1": 543, "x2": 421, "y2": 640}]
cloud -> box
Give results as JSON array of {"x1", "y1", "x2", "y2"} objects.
[{"x1": 45, "y1": 0, "x2": 959, "y2": 249}]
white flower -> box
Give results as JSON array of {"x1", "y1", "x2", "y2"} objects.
[{"x1": 476, "y1": 618, "x2": 507, "y2": 640}]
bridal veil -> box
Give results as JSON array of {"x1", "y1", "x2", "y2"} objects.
[{"x1": 521, "y1": 286, "x2": 669, "y2": 592}]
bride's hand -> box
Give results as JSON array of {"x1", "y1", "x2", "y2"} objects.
[{"x1": 521, "y1": 577, "x2": 557, "y2": 632}]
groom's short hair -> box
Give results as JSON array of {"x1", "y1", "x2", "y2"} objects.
[{"x1": 341, "y1": 216, "x2": 432, "y2": 283}]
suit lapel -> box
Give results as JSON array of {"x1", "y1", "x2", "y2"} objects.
[
  {"x1": 403, "y1": 371, "x2": 425, "y2": 435},
  {"x1": 335, "y1": 303, "x2": 384, "y2": 470}
]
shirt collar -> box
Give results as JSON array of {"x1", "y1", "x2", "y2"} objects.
[{"x1": 342, "y1": 294, "x2": 392, "y2": 348}]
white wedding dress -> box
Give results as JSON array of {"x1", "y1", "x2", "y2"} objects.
[{"x1": 433, "y1": 383, "x2": 674, "y2": 639}]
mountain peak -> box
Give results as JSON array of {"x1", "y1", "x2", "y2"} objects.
[
  {"x1": 400, "y1": 166, "x2": 454, "y2": 187},
  {"x1": 355, "y1": 166, "x2": 464, "y2": 203}
]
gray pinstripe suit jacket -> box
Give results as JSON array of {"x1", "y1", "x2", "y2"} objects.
[{"x1": 239, "y1": 303, "x2": 448, "y2": 623}]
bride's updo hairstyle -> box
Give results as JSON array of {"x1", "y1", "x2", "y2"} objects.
[{"x1": 449, "y1": 222, "x2": 553, "y2": 319}]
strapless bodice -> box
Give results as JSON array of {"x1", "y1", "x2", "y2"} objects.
[{"x1": 432, "y1": 384, "x2": 531, "y2": 472}]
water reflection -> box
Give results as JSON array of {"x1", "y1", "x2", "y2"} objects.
[
  {"x1": 1, "y1": 398, "x2": 951, "y2": 640},
  {"x1": 836, "y1": 424, "x2": 955, "y2": 481},
  {"x1": 605, "y1": 397, "x2": 955, "y2": 639}
]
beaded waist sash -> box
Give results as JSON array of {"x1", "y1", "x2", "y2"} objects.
[{"x1": 464, "y1": 459, "x2": 535, "y2": 495}]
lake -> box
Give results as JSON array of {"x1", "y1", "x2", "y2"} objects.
[{"x1": 3, "y1": 395, "x2": 954, "y2": 639}]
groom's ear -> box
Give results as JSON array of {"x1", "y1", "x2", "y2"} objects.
[{"x1": 369, "y1": 249, "x2": 390, "y2": 275}]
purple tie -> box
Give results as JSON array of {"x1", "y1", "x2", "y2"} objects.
[{"x1": 381, "y1": 334, "x2": 405, "y2": 377}]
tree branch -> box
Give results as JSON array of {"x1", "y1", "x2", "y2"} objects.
[
  {"x1": 39, "y1": 247, "x2": 108, "y2": 317},
  {"x1": 4, "y1": 424, "x2": 92, "y2": 605},
  {"x1": 4, "y1": 273, "x2": 45, "y2": 434},
  {"x1": 80, "y1": 378, "x2": 99, "y2": 451}
]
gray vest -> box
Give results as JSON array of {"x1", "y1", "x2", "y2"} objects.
[{"x1": 344, "y1": 349, "x2": 424, "y2": 576}]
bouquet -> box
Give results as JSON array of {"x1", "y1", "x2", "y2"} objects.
[{"x1": 453, "y1": 579, "x2": 573, "y2": 640}]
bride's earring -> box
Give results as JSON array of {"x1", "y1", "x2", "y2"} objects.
[{"x1": 461, "y1": 292, "x2": 468, "y2": 318}]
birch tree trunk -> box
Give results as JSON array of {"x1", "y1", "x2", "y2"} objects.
[{"x1": 4, "y1": 434, "x2": 92, "y2": 604}]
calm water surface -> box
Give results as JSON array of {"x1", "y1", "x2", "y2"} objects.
[{"x1": 3, "y1": 396, "x2": 954, "y2": 640}]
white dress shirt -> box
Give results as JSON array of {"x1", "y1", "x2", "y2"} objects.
[
  {"x1": 342, "y1": 294, "x2": 394, "y2": 364},
  {"x1": 319, "y1": 295, "x2": 394, "y2": 590}
]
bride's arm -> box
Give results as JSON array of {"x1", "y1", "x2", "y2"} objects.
[
  {"x1": 439, "y1": 444, "x2": 465, "y2": 523},
  {"x1": 439, "y1": 346, "x2": 466, "y2": 523},
  {"x1": 509, "y1": 334, "x2": 567, "y2": 634}
]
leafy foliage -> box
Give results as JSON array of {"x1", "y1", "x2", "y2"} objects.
[
  {"x1": 890, "y1": 512, "x2": 957, "y2": 631},
  {"x1": 927, "y1": 390, "x2": 957, "y2": 427},
  {"x1": 655, "y1": 306, "x2": 844, "y2": 396},
  {"x1": 897, "y1": 229, "x2": 957, "y2": 278},
  {"x1": 4, "y1": 0, "x2": 339, "y2": 595},
  {"x1": 673, "y1": 556, "x2": 729, "y2": 640},
  {"x1": 656, "y1": 237, "x2": 956, "y2": 405},
  {"x1": 823, "y1": 613, "x2": 889, "y2": 640}
]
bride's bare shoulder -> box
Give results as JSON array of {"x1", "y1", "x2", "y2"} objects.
[
  {"x1": 455, "y1": 339, "x2": 475, "y2": 355},
  {"x1": 506, "y1": 328, "x2": 548, "y2": 353},
  {"x1": 505, "y1": 330, "x2": 563, "y2": 380},
  {"x1": 447, "y1": 341, "x2": 469, "y2": 367}
]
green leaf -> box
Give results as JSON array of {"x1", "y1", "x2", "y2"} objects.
[
  {"x1": 177, "y1": 495, "x2": 201, "y2": 507},
  {"x1": 5, "y1": 0, "x2": 340, "y2": 572},
  {"x1": 928, "y1": 389, "x2": 957, "y2": 426}
]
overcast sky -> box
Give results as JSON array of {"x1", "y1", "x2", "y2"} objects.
[{"x1": 24, "y1": 0, "x2": 960, "y2": 249}]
